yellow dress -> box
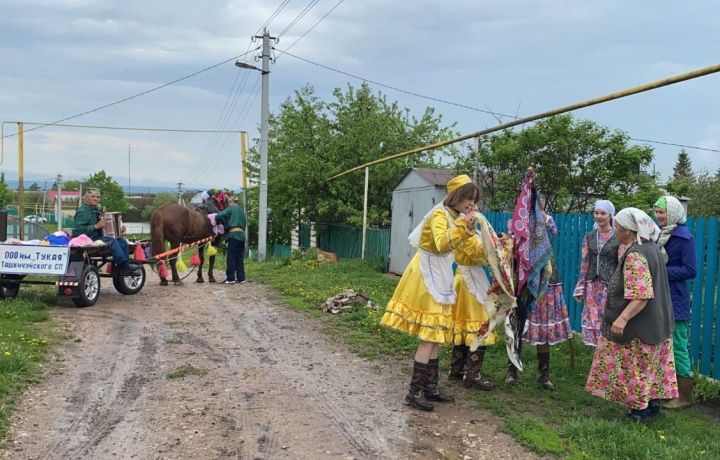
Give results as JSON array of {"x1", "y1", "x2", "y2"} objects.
[
  {"x1": 381, "y1": 207, "x2": 473, "y2": 344},
  {"x1": 453, "y1": 234, "x2": 498, "y2": 346}
]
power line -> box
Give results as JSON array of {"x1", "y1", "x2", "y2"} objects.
[
  {"x1": 256, "y1": 0, "x2": 292, "y2": 35},
  {"x1": 279, "y1": 49, "x2": 720, "y2": 156},
  {"x1": 277, "y1": 0, "x2": 320, "y2": 38},
  {"x1": 1, "y1": 47, "x2": 260, "y2": 140},
  {"x1": 278, "y1": 0, "x2": 346, "y2": 54},
  {"x1": 14, "y1": 122, "x2": 245, "y2": 133},
  {"x1": 277, "y1": 48, "x2": 516, "y2": 119}
]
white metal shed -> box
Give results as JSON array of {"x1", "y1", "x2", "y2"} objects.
[{"x1": 388, "y1": 168, "x2": 455, "y2": 274}]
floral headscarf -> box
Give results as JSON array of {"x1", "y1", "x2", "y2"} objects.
[
  {"x1": 614, "y1": 207, "x2": 661, "y2": 245},
  {"x1": 654, "y1": 195, "x2": 687, "y2": 261}
]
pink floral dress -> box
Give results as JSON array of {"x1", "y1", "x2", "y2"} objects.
[
  {"x1": 574, "y1": 230, "x2": 614, "y2": 346},
  {"x1": 523, "y1": 216, "x2": 572, "y2": 345},
  {"x1": 585, "y1": 250, "x2": 679, "y2": 409}
]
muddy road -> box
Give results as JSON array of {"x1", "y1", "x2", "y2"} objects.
[{"x1": 0, "y1": 273, "x2": 537, "y2": 459}]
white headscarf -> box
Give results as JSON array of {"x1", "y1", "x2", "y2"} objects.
[
  {"x1": 593, "y1": 199, "x2": 616, "y2": 230},
  {"x1": 594, "y1": 199, "x2": 616, "y2": 219},
  {"x1": 614, "y1": 207, "x2": 661, "y2": 245}
]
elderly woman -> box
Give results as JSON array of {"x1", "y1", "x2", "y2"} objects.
[
  {"x1": 654, "y1": 196, "x2": 697, "y2": 409},
  {"x1": 585, "y1": 208, "x2": 678, "y2": 422},
  {"x1": 574, "y1": 200, "x2": 621, "y2": 346}
]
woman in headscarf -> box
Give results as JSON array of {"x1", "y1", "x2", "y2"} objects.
[
  {"x1": 573, "y1": 200, "x2": 621, "y2": 346},
  {"x1": 380, "y1": 175, "x2": 481, "y2": 411},
  {"x1": 654, "y1": 196, "x2": 697, "y2": 409},
  {"x1": 585, "y1": 208, "x2": 678, "y2": 423},
  {"x1": 520, "y1": 197, "x2": 572, "y2": 390}
]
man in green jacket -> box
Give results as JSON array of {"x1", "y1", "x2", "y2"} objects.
[
  {"x1": 215, "y1": 195, "x2": 247, "y2": 284},
  {"x1": 73, "y1": 188, "x2": 139, "y2": 275}
]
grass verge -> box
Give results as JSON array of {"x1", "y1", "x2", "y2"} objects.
[
  {"x1": 0, "y1": 286, "x2": 56, "y2": 438},
  {"x1": 247, "y1": 255, "x2": 720, "y2": 460}
]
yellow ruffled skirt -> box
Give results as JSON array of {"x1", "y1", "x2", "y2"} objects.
[
  {"x1": 452, "y1": 272, "x2": 498, "y2": 346},
  {"x1": 380, "y1": 253, "x2": 454, "y2": 344}
]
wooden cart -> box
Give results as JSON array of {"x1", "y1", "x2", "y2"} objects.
[{"x1": 0, "y1": 242, "x2": 148, "y2": 307}]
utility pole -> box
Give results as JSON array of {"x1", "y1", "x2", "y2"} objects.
[
  {"x1": 256, "y1": 29, "x2": 274, "y2": 262},
  {"x1": 177, "y1": 181, "x2": 183, "y2": 205},
  {"x1": 128, "y1": 144, "x2": 131, "y2": 196},
  {"x1": 56, "y1": 173, "x2": 63, "y2": 232},
  {"x1": 235, "y1": 29, "x2": 275, "y2": 261}
]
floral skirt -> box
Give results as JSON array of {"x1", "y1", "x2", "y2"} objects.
[
  {"x1": 585, "y1": 336, "x2": 678, "y2": 409},
  {"x1": 523, "y1": 283, "x2": 572, "y2": 345},
  {"x1": 380, "y1": 254, "x2": 454, "y2": 345},
  {"x1": 580, "y1": 280, "x2": 607, "y2": 346}
]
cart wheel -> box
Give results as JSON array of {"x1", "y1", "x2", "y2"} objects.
[
  {"x1": 0, "y1": 285, "x2": 19, "y2": 299},
  {"x1": 112, "y1": 264, "x2": 146, "y2": 295},
  {"x1": 73, "y1": 265, "x2": 100, "y2": 307}
]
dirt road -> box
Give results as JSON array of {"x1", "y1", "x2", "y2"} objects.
[{"x1": 0, "y1": 273, "x2": 537, "y2": 459}]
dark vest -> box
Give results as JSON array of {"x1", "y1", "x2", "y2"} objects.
[
  {"x1": 585, "y1": 230, "x2": 621, "y2": 282},
  {"x1": 602, "y1": 241, "x2": 674, "y2": 344}
]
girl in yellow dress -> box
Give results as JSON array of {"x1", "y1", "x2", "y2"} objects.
[
  {"x1": 449, "y1": 204, "x2": 498, "y2": 390},
  {"x1": 380, "y1": 174, "x2": 479, "y2": 411}
]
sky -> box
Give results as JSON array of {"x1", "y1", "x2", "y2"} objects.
[{"x1": 1, "y1": 0, "x2": 719, "y2": 193}]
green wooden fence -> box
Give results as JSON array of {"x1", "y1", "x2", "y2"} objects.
[{"x1": 306, "y1": 213, "x2": 720, "y2": 379}]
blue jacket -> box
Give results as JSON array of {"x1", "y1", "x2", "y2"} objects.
[{"x1": 663, "y1": 224, "x2": 697, "y2": 321}]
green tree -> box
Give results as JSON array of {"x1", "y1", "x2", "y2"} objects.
[
  {"x1": 249, "y1": 83, "x2": 455, "y2": 243},
  {"x1": 141, "y1": 192, "x2": 177, "y2": 221},
  {"x1": 83, "y1": 170, "x2": 130, "y2": 213},
  {"x1": 452, "y1": 115, "x2": 655, "y2": 213},
  {"x1": 0, "y1": 173, "x2": 13, "y2": 209},
  {"x1": 28, "y1": 182, "x2": 40, "y2": 191},
  {"x1": 686, "y1": 170, "x2": 720, "y2": 216},
  {"x1": 672, "y1": 149, "x2": 693, "y2": 180},
  {"x1": 666, "y1": 149, "x2": 695, "y2": 196},
  {"x1": 63, "y1": 180, "x2": 81, "y2": 191}
]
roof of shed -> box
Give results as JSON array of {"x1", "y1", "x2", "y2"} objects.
[{"x1": 396, "y1": 167, "x2": 455, "y2": 188}]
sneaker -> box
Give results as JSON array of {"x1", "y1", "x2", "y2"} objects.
[
  {"x1": 223, "y1": 280, "x2": 236, "y2": 284},
  {"x1": 237, "y1": 280, "x2": 247, "y2": 284}
]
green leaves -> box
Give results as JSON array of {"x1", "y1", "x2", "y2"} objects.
[
  {"x1": 83, "y1": 170, "x2": 130, "y2": 213},
  {"x1": 247, "y1": 83, "x2": 455, "y2": 244},
  {"x1": 453, "y1": 114, "x2": 656, "y2": 213}
]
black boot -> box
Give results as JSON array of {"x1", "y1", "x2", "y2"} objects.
[
  {"x1": 448, "y1": 345, "x2": 469, "y2": 381},
  {"x1": 404, "y1": 362, "x2": 434, "y2": 411},
  {"x1": 537, "y1": 351, "x2": 556, "y2": 390},
  {"x1": 505, "y1": 359, "x2": 519, "y2": 385},
  {"x1": 464, "y1": 347, "x2": 494, "y2": 391},
  {"x1": 424, "y1": 358, "x2": 455, "y2": 402}
]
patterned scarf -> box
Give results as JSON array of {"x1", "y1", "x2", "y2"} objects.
[
  {"x1": 509, "y1": 170, "x2": 552, "y2": 297},
  {"x1": 655, "y1": 195, "x2": 686, "y2": 262}
]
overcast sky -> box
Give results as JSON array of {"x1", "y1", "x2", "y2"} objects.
[{"x1": 1, "y1": 0, "x2": 718, "y2": 192}]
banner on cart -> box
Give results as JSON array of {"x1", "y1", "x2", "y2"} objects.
[{"x1": 0, "y1": 244, "x2": 70, "y2": 275}]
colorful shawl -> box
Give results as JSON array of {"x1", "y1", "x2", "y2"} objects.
[{"x1": 505, "y1": 170, "x2": 553, "y2": 370}]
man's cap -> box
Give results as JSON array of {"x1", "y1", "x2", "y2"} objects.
[{"x1": 85, "y1": 188, "x2": 101, "y2": 196}]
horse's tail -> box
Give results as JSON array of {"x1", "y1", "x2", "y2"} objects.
[{"x1": 150, "y1": 207, "x2": 165, "y2": 263}]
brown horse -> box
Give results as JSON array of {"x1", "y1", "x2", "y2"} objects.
[{"x1": 150, "y1": 204, "x2": 218, "y2": 285}]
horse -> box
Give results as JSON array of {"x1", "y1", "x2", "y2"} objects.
[{"x1": 150, "y1": 203, "x2": 219, "y2": 286}]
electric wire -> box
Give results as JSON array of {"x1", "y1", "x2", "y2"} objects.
[
  {"x1": 256, "y1": 0, "x2": 291, "y2": 35},
  {"x1": 277, "y1": 0, "x2": 320, "y2": 38},
  {"x1": 1, "y1": 48, "x2": 260, "y2": 140},
  {"x1": 278, "y1": 49, "x2": 720, "y2": 156},
  {"x1": 277, "y1": 0, "x2": 346, "y2": 54}
]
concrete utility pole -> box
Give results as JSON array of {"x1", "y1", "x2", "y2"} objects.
[
  {"x1": 177, "y1": 182, "x2": 183, "y2": 205},
  {"x1": 235, "y1": 29, "x2": 275, "y2": 261},
  {"x1": 257, "y1": 30, "x2": 273, "y2": 262}
]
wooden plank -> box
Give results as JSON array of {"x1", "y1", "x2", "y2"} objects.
[
  {"x1": 701, "y1": 218, "x2": 717, "y2": 376},
  {"x1": 700, "y1": 217, "x2": 720, "y2": 378},
  {"x1": 690, "y1": 217, "x2": 705, "y2": 369}
]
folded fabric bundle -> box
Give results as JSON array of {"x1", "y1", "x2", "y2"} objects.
[
  {"x1": 69, "y1": 234, "x2": 95, "y2": 247},
  {"x1": 44, "y1": 231, "x2": 71, "y2": 246}
]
